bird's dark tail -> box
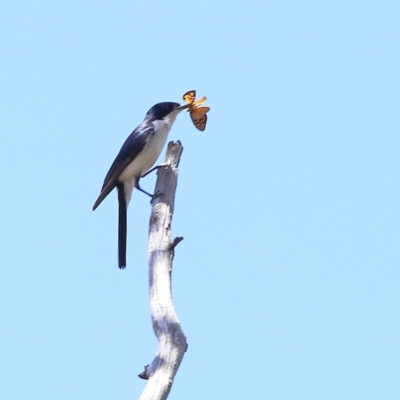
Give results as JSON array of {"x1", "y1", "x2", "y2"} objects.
[{"x1": 117, "y1": 184, "x2": 127, "y2": 269}]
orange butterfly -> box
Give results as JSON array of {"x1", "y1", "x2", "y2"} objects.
[{"x1": 182, "y1": 90, "x2": 210, "y2": 131}]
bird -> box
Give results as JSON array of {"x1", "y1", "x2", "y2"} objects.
[{"x1": 93, "y1": 101, "x2": 189, "y2": 269}]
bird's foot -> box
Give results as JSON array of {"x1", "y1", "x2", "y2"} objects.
[
  {"x1": 141, "y1": 164, "x2": 171, "y2": 178},
  {"x1": 150, "y1": 191, "x2": 165, "y2": 204}
]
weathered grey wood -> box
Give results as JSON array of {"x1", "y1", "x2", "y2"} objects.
[{"x1": 138, "y1": 141, "x2": 187, "y2": 400}]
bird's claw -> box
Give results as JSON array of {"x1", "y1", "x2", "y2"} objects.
[{"x1": 150, "y1": 191, "x2": 165, "y2": 204}]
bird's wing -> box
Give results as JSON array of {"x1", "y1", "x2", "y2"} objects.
[{"x1": 92, "y1": 123, "x2": 154, "y2": 210}]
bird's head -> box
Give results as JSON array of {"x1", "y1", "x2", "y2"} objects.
[
  {"x1": 146, "y1": 101, "x2": 190, "y2": 120},
  {"x1": 145, "y1": 101, "x2": 191, "y2": 129},
  {"x1": 145, "y1": 102, "x2": 184, "y2": 120}
]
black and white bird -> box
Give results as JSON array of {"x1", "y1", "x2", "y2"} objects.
[{"x1": 93, "y1": 101, "x2": 189, "y2": 269}]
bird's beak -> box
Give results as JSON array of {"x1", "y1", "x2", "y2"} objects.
[{"x1": 177, "y1": 103, "x2": 191, "y2": 111}]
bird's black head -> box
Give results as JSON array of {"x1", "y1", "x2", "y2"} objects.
[{"x1": 145, "y1": 102, "x2": 181, "y2": 121}]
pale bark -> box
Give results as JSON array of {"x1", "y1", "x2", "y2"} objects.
[{"x1": 138, "y1": 141, "x2": 187, "y2": 400}]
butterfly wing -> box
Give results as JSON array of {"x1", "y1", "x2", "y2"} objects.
[
  {"x1": 192, "y1": 96, "x2": 207, "y2": 107},
  {"x1": 183, "y1": 90, "x2": 196, "y2": 104},
  {"x1": 190, "y1": 106, "x2": 210, "y2": 131}
]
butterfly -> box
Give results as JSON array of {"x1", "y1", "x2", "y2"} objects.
[{"x1": 182, "y1": 90, "x2": 210, "y2": 131}]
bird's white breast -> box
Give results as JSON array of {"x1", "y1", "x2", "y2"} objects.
[{"x1": 118, "y1": 112, "x2": 179, "y2": 185}]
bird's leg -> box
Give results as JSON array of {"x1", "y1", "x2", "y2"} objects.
[
  {"x1": 135, "y1": 180, "x2": 153, "y2": 198},
  {"x1": 139, "y1": 164, "x2": 171, "y2": 202},
  {"x1": 141, "y1": 164, "x2": 171, "y2": 178}
]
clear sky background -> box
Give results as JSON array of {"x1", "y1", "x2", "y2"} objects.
[{"x1": 1, "y1": 1, "x2": 399, "y2": 399}]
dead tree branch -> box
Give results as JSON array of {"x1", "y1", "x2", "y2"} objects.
[{"x1": 138, "y1": 141, "x2": 187, "y2": 400}]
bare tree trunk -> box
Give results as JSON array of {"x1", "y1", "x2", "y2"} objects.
[{"x1": 138, "y1": 141, "x2": 187, "y2": 400}]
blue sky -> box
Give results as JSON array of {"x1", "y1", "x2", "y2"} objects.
[{"x1": 1, "y1": 1, "x2": 399, "y2": 399}]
